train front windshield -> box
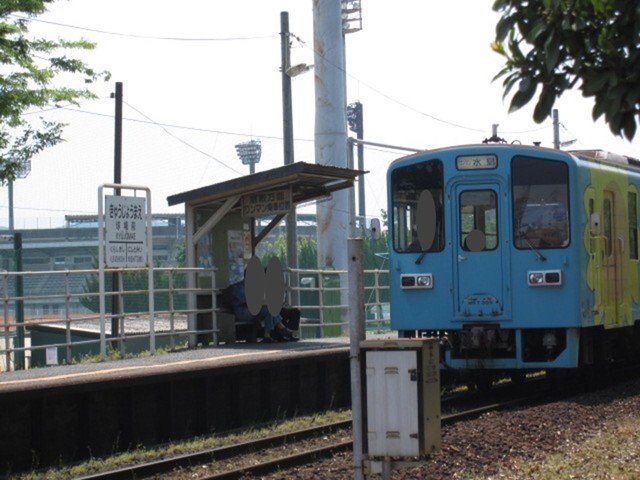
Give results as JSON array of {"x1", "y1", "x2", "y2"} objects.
[
  {"x1": 391, "y1": 159, "x2": 444, "y2": 253},
  {"x1": 390, "y1": 154, "x2": 570, "y2": 253},
  {"x1": 512, "y1": 156, "x2": 570, "y2": 249}
]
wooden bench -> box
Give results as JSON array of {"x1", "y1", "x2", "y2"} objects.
[
  {"x1": 196, "y1": 294, "x2": 261, "y2": 345},
  {"x1": 214, "y1": 293, "x2": 262, "y2": 344}
]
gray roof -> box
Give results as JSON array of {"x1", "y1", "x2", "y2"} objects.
[{"x1": 167, "y1": 162, "x2": 365, "y2": 208}]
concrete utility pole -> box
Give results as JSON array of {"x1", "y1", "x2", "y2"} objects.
[
  {"x1": 553, "y1": 109, "x2": 560, "y2": 149},
  {"x1": 313, "y1": 0, "x2": 349, "y2": 272}
]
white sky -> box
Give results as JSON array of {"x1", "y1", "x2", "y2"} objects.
[{"x1": 3, "y1": 0, "x2": 638, "y2": 229}]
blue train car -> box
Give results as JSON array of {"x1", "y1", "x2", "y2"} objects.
[{"x1": 387, "y1": 144, "x2": 640, "y2": 376}]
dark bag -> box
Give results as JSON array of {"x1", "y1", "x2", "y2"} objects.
[{"x1": 280, "y1": 306, "x2": 300, "y2": 331}]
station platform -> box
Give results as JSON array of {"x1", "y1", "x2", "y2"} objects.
[
  {"x1": 0, "y1": 336, "x2": 356, "y2": 394},
  {"x1": 0, "y1": 333, "x2": 395, "y2": 475}
]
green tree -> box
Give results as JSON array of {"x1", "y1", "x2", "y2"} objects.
[
  {"x1": 258, "y1": 234, "x2": 318, "y2": 269},
  {"x1": 492, "y1": 0, "x2": 639, "y2": 140},
  {"x1": 1, "y1": 1, "x2": 109, "y2": 183},
  {"x1": 80, "y1": 260, "x2": 187, "y2": 314}
]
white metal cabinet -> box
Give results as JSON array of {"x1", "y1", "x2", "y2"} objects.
[{"x1": 366, "y1": 350, "x2": 419, "y2": 456}]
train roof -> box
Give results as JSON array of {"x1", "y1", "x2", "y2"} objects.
[
  {"x1": 390, "y1": 143, "x2": 640, "y2": 172},
  {"x1": 568, "y1": 149, "x2": 640, "y2": 170}
]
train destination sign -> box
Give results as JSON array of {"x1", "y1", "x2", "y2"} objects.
[
  {"x1": 456, "y1": 154, "x2": 498, "y2": 170},
  {"x1": 104, "y1": 195, "x2": 147, "y2": 268},
  {"x1": 241, "y1": 188, "x2": 292, "y2": 218}
]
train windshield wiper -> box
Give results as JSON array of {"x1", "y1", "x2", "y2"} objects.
[
  {"x1": 524, "y1": 237, "x2": 547, "y2": 261},
  {"x1": 415, "y1": 251, "x2": 427, "y2": 265}
]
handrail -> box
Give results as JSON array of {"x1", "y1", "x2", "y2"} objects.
[{"x1": 0, "y1": 266, "x2": 390, "y2": 372}]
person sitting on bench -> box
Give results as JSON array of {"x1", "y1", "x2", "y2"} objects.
[{"x1": 226, "y1": 280, "x2": 297, "y2": 343}]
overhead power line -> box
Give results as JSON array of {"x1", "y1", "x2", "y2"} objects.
[
  {"x1": 51, "y1": 105, "x2": 314, "y2": 144},
  {"x1": 10, "y1": 14, "x2": 276, "y2": 42},
  {"x1": 122, "y1": 101, "x2": 245, "y2": 175},
  {"x1": 290, "y1": 33, "x2": 486, "y2": 133},
  {"x1": 291, "y1": 32, "x2": 553, "y2": 136}
]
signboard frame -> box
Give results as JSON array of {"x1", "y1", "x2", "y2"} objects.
[{"x1": 97, "y1": 184, "x2": 154, "y2": 360}]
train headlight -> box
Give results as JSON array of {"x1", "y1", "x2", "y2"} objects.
[
  {"x1": 400, "y1": 273, "x2": 433, "y2": 289},
  {"x1": 527, "y1": 270, "x2": 562, "y2": 287},
  {"x1": 528, "y1": 272, "x2": 544, "y2": 285}
]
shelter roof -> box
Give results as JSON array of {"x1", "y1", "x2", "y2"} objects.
[{"x1": 167, "y1": 161, "x2": 364, "y2": 209}]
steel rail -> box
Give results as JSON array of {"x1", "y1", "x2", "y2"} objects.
[
  {"x1": 76, "y1": 392, "x2": 538, "y2": 480},
  {"x1": 198, "y1": 397, "x2": 537, "y2": 480}
]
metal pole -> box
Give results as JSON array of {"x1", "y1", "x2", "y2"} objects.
[
  {"x1": 98, "y1": 188, "x2": 107, "y2": 360},
  {"x1": 114, "y1": 82, "x2": 123, "y2": 192},
  {"x1": 14, "y1": 232, "x2": 24, "y2": 370},
  {"x1": 553, "y1": 109, "x2": 560, "y2": 149},
  {"x1": 112, "y1": 82, "x2": 123, "y2": 344},
  {"x1": 347, "y1": 139, "x2": 357, "y2": 238},
  {"x1": 8, "y1": 181, "x2": 14, "y2": 232},
  {"x1": 348, "y1": 238, "x2": 365, "y2": 480},
  {"x1": 353, "y1": 102, "x2": 365, "y2": 228},
  {"x1": 281, "y1": 11, "x2": 299, "y2": 306}
]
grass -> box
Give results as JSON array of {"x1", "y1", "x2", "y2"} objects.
[
  {"x1": 479, "y1": 415, "x2": 640, "y2": 480},
  {"x1": 66, "y1": 343, "x2": 187, "y2": 365},
  {"x1": 12, "y1": 409, "x2": 352, "y2": 480}
]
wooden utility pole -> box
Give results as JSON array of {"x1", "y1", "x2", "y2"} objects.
[{"x1": 281, "y1": 12, "x2": 298, "y2": 306}]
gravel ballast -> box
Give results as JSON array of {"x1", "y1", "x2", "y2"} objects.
[{"x1": 264, "y1": 378, "x2": 640, "y2": 479}]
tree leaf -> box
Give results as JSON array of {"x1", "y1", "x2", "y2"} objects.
[
  {"x1": 509, "y1": 77, "x2": 537, "y2": 112},
  {"x1": 496, "y1": 15, "x2": 514, "y2": 42},
  {"x1": 582, "y1": 72, "x2": 608, "y2": 96},
  {"x1": 533, "y1": 87, "x2": 556, "y2": 123},
  {"x1": 622, "y1": 113, "x2": 637, "y2": 141},
  {"x1": 544, "y1": 32, "x2": 560, "y2": 73},
  {"x1": 592, "y1": 99, "x2": 606, "y2": 121}
]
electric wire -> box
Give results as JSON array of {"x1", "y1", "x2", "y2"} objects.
[
  {"x1": 122, "y1": 101, "x2": 245, "y2": 176},
  {"x1": 55, "y1": 106, "x2": 314, "y2": 143},
  {"x1": 9, "y1": 14, "x2": 276, "y2": 42},
  {"x1": 291, "y1": 32, "x2": 553, "y2": 136},
  {"x1": 291, "y1": 33, "x2": 485, "y2": 134}
]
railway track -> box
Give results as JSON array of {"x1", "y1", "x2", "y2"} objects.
[
  {"x1": 76, "y1": 382, "x2": 544, "y2": 480},
  {"x1": 70, "y1": 364, "x2": 640, "y2": 480}
]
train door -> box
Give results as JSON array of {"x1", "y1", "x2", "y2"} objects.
[
  {"x1": 602, "y1": 190, "x2": 621, "y2": 325},
  {"x1": 452, "y1": 182, "x2": 508, "y2": 318}
]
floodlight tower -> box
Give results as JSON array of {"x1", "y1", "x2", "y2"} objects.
[
  {"x1": 8, "y1": 158, "x2": 32, "y2": 231},
  {"x1": 235, "y1": 139, "x2": 262, "y2": 175}
]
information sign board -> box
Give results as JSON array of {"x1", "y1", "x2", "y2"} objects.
[
  {"x1": 241, "y1": 188, "x2": 292, "y2": 218},
  {"x1": 104, "y1": 195, "x2": 147, "y2": 267}
]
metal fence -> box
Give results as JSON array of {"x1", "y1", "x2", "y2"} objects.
[
  {"x1": 0, "y1": 266, "x2": 390, "y2": 372},
  {"x1": 0, "y1": 267, "x2": 217, "y2": 372},
  {"x1": 288, "y1": 268, "x2": 390, "y2": 338}
]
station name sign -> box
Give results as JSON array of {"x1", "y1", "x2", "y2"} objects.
[
  {"x1": 241, "y1": 188, "x2": 292, "y2": 218},
  {"x1": 104, "y1": 195, "x2": 147, "y2": 268}
]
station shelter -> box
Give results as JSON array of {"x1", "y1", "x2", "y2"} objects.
[{"x1": 167, "y1": 161, "x2": 363, "y2": 346}]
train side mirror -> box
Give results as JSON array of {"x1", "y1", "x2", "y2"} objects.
[
  {"x1": 590, "y1": 213, "x2": 601, "y2": 235},
  {"x1": 370, "y1": 218, "x2": 381, "y2": 240}
]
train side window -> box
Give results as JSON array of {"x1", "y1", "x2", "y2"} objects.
[
  {"x1": 459, "y1": 190, "x2": 497, "y2": 251},
  {"x1": 512, "y1": 156, "x2": 569, "y2": 249},
  {"x1": 629, "y1": 192, "x2": 638, "y2": 260}
]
